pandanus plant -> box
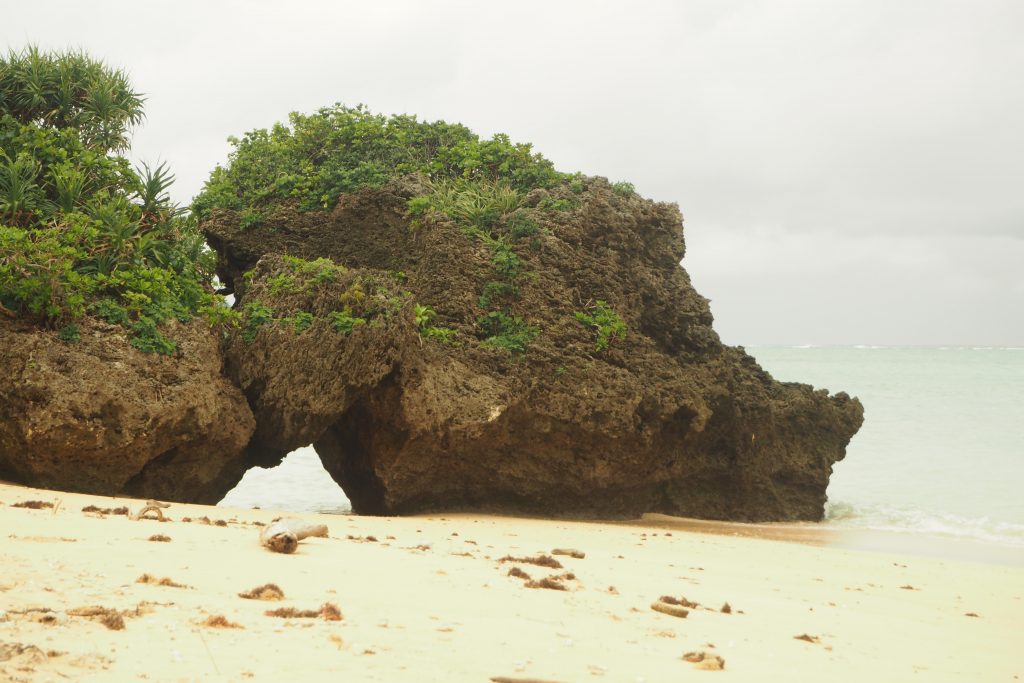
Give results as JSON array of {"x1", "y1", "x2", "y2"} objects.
[
  {"x1": 0, "y1": 46, "x2": 144, "y2": 153},
  {"x1": 0, "y1": 153, "x2": 46, "y2": 226}
]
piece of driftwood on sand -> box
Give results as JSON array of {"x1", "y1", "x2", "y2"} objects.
[
  {"x1": 259, "y1": 518, "x2": 329, "y2": 554},
  {"x1": 131, "y1": 500, "x2": 170, "y2": 521}
]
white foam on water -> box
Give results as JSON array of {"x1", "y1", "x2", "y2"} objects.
[{"x1": 825, "y1": 500, "x2": 1024, "y2": 548}]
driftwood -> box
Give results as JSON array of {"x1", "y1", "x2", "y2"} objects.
[
  {"x1": 131, "y1": 500, "x2": 170, "y2": 521},
  {"x1": 651, "y1": 601, "x2": 689, "y2": 618},
  {"x1": 259, "y1": 518, "x2": 328, "y2": 554}
]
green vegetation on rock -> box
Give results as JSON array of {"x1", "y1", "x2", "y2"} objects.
[
  {"x1": 327, "y1": 309, "x2": 366, "y2": 335},
  {"x1": 192, "y1": 104, "x2": 575, "y2": 351},
  {"x1": 0, "y1": 47, "x2": 225, "y2": 354},
  {"x1": 414, "y1": 303, "x2": 459, "y2": 346},
  {"x1": 478, "y1": 310, "x2": 539, "y2": 353},
  {"x1": 241, "y1": 302, "x2": 274, "y2": 343},
  {"x1": 283, "y1": 309, "x2": 314, "y2": 335},
  {"x1": 575, "y1": 300, "x2": 627, "y2": 351},
  {"x1": 192, "y1": 104, "x2": 562, "y2": 217}
]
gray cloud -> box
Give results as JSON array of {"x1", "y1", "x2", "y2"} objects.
[{"x1": 5, "y1": 0, "x2": 1022, "y2": 345}]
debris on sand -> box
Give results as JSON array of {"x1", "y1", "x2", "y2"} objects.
[
  {"x1": 659, "y1": 595, "x2": 699, "y2": 609},
  {"x1": 238, "y1": 583, "x2": 285, "y2": 601},
  {"x1": 265, "y1": 607, "x2": 319, "y2": 618},
  {"x1": 320, "y1": 603, "x2": 343, "y2": 621},
  {"x1": 136, "y1": 574, "x2": 189, "y2": 589},
  {"x1": 346, "y1": 534, "x2": 379, "y2": 543},
  {"x1": 498, "y1": 554, "x2": 563, "y2": 569},
  {"x1": 524, "y1": 573, "x2": 576, "y2": 591},
  {"x1": 794, "y1": 634, "x2": 820, "y2": 643},
  {"x1": 131, "y1": 500, "x2": 170, "y2": 521},
  {"x1": 683, "y1": 651, "x2": 725, "y2": 670},
  {"x1": 651, "y1": 601, "x2": 689, "y2": 618},
  {"x1": 67, "y1": 606, "x2": 125, "y2": 630},
  {"x1": 147, "y1": 534, "x2": 171, "y2": 542},
  {"x1": 265, "y1": 603, "x2": 342, "y2": 621},
  {"x1": 82, "y1": 505, "x2": 129, "y2": 516},
  {"x1": 507, "y1": 567, "x2": 532, "y2": 581},
  {"x1": 259, "y1": 518, "x2": 329, "y2": 554},
  {"x1": 12, "y1": 500, "x2": 52, "y2": 509},
  {"x1": 203, "y1": 614, "x2": 243, "y2": 628},
  {"x1": 551, "y1": 548, "x2": 585, "y2": 559},
  {"x1": 720, "y1": 602, "x2": 732, "y2": 614},
  {"x1": 0, "y1": 642, "x2": 48, "y2": 663}
]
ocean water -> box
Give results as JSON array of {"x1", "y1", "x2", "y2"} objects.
[
  {"x1": 750, "y1": 346, "x2": 1024, "y2": 549},
  {"x1": 219, "y1": 446, "x2": 351, "y2": 515},
  {"x1": 219, "y1": 347, "x2": 1024, "y2": 551}
]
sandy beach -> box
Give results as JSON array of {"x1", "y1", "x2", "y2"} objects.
[{"x1": 1, "y1": 481, "x2": 1021, "y2": 682}]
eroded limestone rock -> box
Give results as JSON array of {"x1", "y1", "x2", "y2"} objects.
[
  {"x1": 203, "y1": 177, "x2": 863, "y2": 520},
  {"x1": 0, "y1": 317, "x2": 255, "y2": 502}
]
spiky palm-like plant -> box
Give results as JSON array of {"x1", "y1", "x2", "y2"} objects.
[
  {"x1": 0, "y1": 46, "x2": 144, "y2": 152},
  {"x1": 0, "y1": 153, "x2": 47, "y2": 226}
]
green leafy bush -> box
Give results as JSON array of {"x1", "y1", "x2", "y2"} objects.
[
  {"x1": 0, "y1": 47, "x2": 222, "y2": 353},
  {"x1": 267, "y1": 272, "x2": 297, "y2": 295},
  {"x1": 414, "y1": 303, "x2": 436, "y2": 329},
  {"x1": 285, "y1": 310, "x2": 314, "y2": 334},
  {"x1": 328, "y1": 309, "x2": 366, "y2": 335},
  {"x1": 241, "y1": 302, "x2": 274, "y2": 343},
  {"x1": 537, "y1": 195, "x2": 577, "y2": 212},
  {"x1": 414, "y1": 302, "x2": 459, "y2": 345},
  {"x1": 478, "y1": 281, "x2": 517, "y2": 309},
  {"x1": 190, "y1": 102, "x2": 647, "y2": 359},
  {"x1": 487, "y1": 238, "x2": 522, "y2": 280},
  {"x1": 282, "y1": 255, "x2": 347, "y2": 285},
  {"x1": 575, "y1": 300, "x2": 627, "y2": 351},
  {"x1": 506, "y1": 210, "x2": 540, "y2": 239},
  {"x1": 192, "y1": 105, "x2": 561, "y2": 217},
  {"x1": 58, "y1": 323, "x2": 80, "y2": 342},
  {"x1": 239, "y1": 208, "x2": 263, "y2": 230},
  {"x1": 129, "y1": 316, "x2": 177, "y2": 355},
  {"x1": 423, "y1": 326, "x2": 460, "y2": 345},
  {"x1": 611, "y1": 181, "x2": 635, "y2": 197},
  {"x1": 478, "y1": 311, "x2": 539, "y2": 353},
  {"x1": 91, "y1": 298, "x2": 131, "y2": 325}
]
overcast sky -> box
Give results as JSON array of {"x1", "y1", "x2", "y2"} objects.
[{"x1": 5, "y1": 0, "x2": 1022, "y2": 346}]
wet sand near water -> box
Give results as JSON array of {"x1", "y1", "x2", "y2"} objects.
[{"x1": 624, "y1": 513, "x2": 1024, "y2": 568}]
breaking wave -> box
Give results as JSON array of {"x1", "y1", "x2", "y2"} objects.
[{"x1": 824, "y1": 500, "x2": 1024, "y2": 548}]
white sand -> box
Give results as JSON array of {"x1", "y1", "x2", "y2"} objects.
[{"x1": 1, "y1": 481, "x2": 1021, "y2": 682}]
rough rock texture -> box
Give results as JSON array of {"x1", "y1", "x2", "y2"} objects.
[
  {"x1": 0, "y1": 318, "x2": 255, "y2": 503},
  {"x1": 204, "y1": 177, "x2": 864, "y2": 521}
]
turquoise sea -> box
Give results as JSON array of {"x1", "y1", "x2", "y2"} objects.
[
  {"x1": 219, "y1": 347, "x2": 1024, "y2": 556},
  {"x1": 751, "y1": 346, "x2": 1024, "y2": 549}
]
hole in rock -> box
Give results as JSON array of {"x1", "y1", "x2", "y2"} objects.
[{"x1": 217, "y1": 446, "x2": 351, "y2": 514}]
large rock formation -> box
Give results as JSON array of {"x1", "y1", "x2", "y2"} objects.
[
  {"x1": 0, "y1": 317, "x2": 255, "y2": 503},
  {"x1": 203, "y1": 177, "x2": 864, "y2": 521}
]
